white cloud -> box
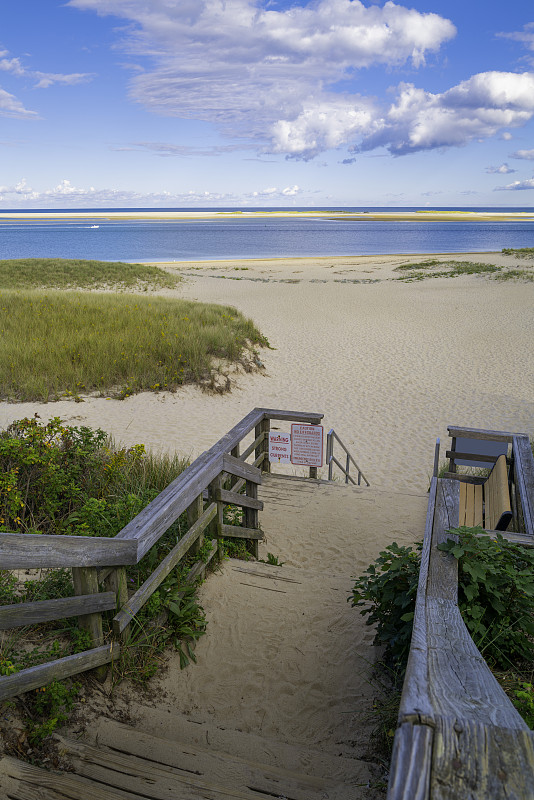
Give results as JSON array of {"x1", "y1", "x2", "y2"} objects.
[
  {"x1": 0, "y1": 87, "x2": 38, "y2": 119},
  {"x1": 69, "y1": 0, "x2": 455, "y2": 155},
  {"x1": 497, "y1": 23, "x2": 534, "y2": 63},
  {"x1": 495, "y1": 177, "x2": 534, "y2": 191},
  {"x1": 0, "y1": 51, "x2": 93, "y2": 89},
  {"x1": 486, "y1": 163, "x2": 516, "y2": 174},
  {"x1": 0, "y1": 178, "x2": 303, "y2": 207},
  {"x1": 511, "y1": 149, "x2": 534, "y2": 160},
  {"x1": 359, "y1": 71, "x2": 534, "y2": 155}
]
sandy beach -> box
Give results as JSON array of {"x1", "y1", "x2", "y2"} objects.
[
  {"x1": 1, "y1": 251, "x2": 532, "y2": 492},
  {"x1": 1, "y1": 250, "x2": 533, "y2": 794}
]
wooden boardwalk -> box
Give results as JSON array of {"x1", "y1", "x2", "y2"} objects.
[{"x1": 0, "y1": 475, "x2": 428, "y2": 800}]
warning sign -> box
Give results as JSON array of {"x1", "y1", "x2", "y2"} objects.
[
  {"x1": 269, "y1": 432, "x2": 291, "y2": 463},
  {"x1": 290, "y1": 424, "x2": 324, "y2": 467}
]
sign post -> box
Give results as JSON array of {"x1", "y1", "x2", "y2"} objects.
[
  {"x1": 268, "y1": 432, "x2": 291, "y2": 463},
  {"x1": 290, "y1": 424, "x2": 324, "y2": 468}
]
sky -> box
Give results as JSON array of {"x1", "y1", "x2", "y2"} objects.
[{"x1": 1, "y1": 0, "x2": 534, "y2": 208}]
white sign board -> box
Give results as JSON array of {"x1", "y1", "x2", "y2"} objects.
[
  {"x1": 269, "y1": 432, "x2": 291, "y2": 463},
  {"x1": 290, "y1": 424, "x2": 324, "y2": 467}
]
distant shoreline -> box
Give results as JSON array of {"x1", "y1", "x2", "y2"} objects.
[{"x1": 1, "y1": 209, "x2": 534, "y2": 223}]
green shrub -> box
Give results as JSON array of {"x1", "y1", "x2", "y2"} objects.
[
  {"x1": 439, "y1": 527, "x2": 534, "y2": 668},
  {"x1": 349, "y1": 541, "x2": 422, "y2": 669},
  {"x1": 350, "y1": 528, "x2": 534, "y2": 674}
]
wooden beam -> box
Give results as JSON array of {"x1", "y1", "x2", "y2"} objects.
[
  {"x1": 221, "y1": 524, "x2": 264, "y2": 540},
  {"x1": 0, "y1": 644, "x2": 119, "y2": 702},
  {"x1": 113, "y1": 503, "x2": 217, "y2": 635},
  {"x1": 216, "y1": 488, "x2": 264, "y2": 511},
  {"x1": 387, "y1": 723, "x2": 433, "y2": 800},
  {"x1": 447, "y1": 426, "x2": 518, "y2": 443},
  {"x1": 0, "y1": 592, "x2": 116, "y2": 630},
  {"x1": 513, "y1": 435, "x2": 534, "y2": 537},
  {"x1": 446, "y1": 450, "x2": 501, "y2": 464},
  {"x1": 0, "y1": 533, "x2": 137, "y2": 570},
  {"x1": 222, "y1": 454, "x2": 262, "y2": 483}
]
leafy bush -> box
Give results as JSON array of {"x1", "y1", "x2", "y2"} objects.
[
  {"x1": 349, "y1": 542, "x2": 422, "y2": 669},
  {"x1": 350, "y1": 528, "x2": 534, "y2": 673},
  {"x1": 439, "y1": 527, "x2": 534, "y2": 668}
]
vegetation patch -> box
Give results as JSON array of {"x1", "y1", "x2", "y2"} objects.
[
  {"x1": 502, "y1": 247, "x2": 534, "y2": 259},
  {"x1": 350, "y1": 528, "x2": 534, "y2": 731},
  {"x1": 0, "y1": 258, "x2": 181, "y2": 292},
  {"x1": 393, "y1": 260, "x2": 502, "y2": 281},
  {"x1": 0, "y1": 290, "x2": 268, "y2": 401},
  {"x1": 493, "y1": 268, "x2": 534, "y2": 282},
  {"x1": 0, "y1": 417, "x2": 215, "y2": 757}
]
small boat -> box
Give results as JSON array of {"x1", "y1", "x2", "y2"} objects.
[{"x1": 89, "y1": 225, "x2": 99, "y2": 229}]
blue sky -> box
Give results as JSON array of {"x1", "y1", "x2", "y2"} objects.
[{"x1": 1, "y1": 0, "x2": 534, "y2": 207}]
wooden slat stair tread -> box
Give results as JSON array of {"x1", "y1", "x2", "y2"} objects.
[
  {"x1": 54, "y1": 725, "x2": 355, "y2": 800},
  {"x1": 100, "y1": 709, "x2": 373, "y2": 787}
]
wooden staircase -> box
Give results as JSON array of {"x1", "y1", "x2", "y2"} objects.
[
  {"x1": 0, "y1": 474, "x2": 429, "y2": 800},
  {"x1": 1, "y1": 714, "x2": 373, "y2": 799}
]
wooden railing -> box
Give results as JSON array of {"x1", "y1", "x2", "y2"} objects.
[
  {"x1": 0, "y1": 407, "x2": 323, "y2": 702},
  {"x1": 388, "y1": 427, "x2": 534, "y2": 799},
  {"x1": 325, "y1": 429, "x2": 370, "y2": 486}
]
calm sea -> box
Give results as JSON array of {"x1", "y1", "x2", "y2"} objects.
[{"x1": 1, "y1": 207, "x2": 533, "y2": 262}]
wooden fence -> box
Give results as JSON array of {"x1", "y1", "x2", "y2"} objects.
[
  {"x1": 0, "y1": 407, "x2": 323, "y2": 702},
  {"x1": 388, "y1": 427, "x2": 534, "y2": 799}
]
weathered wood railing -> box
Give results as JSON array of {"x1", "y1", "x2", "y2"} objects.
[
  {"x1": 0, "y1": 407, "x2": 323, "y2": 702},
  {"x1": 326, "y1": 429, "x2": 370, "y2": 486},
  {"x1": 388, "y1": 427, "x2": 534, "y2": 799}
]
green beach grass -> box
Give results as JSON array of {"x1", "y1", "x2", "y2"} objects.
[
  {"x1": 0, "y1": 290, "x2": 268, "y2": 401},
  {"x1": 0, "y1": 258, "x2": 181, "y2": 291}
]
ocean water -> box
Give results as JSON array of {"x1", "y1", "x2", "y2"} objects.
[{"x1": 1, "y1": 207, "x2": 534, "y2": 262}]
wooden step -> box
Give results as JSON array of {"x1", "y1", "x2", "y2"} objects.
[
  {"x1": 98, "y1": 711, "x2": 374, "y2": 788},
  {"x1": 54, "y1": 722, "x2": 358, "y2": 800}
]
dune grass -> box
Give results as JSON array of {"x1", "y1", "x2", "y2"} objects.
[
  {"x1": 0, "y1": 290, "x2": 268, "y2": 401},
  {"x1": 501, "y1": 247, "x2": 534, "y2": 259},
  {"x1": 0, "y1": 258, "x2": 181, "y2": 291}
]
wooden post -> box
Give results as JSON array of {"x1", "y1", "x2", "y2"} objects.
[
  {"x1": 104, "y1": 567, "x2": 129, "y2": 642},
  {"x1": 449, "y1": 436, "x2": 457, "y2": 474},
  {"x1": 257, "y1": 418, "x2": 271, "y2": 474},
  {"x1": 72, "y1": 566, "x2": 107, "y2": 680},
  {"x1": 244, "y1": 480, "x2": 259, "y2": 559},
  {"x1": 187, "y1": 493, "x2": 204, "y2": 558},
  {"x1": 209, "y1": 474, "x2": 224, "y2": 561}
]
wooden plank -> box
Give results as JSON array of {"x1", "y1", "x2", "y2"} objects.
[
  {"x1": 72, "y1": 567, "x2": 104, "y2": 651},
  {"x1": 446, "y1": 450, "x2": 501, "y2": 464},
  {"x1": 425, "y1": 597, "x2": 527, "y2": 727},
  {"x1": 221, "y1": 524, "x2": 264, "y2": 540},
  {"x1": 115, "y1": 449, "x2": 225, "y2": 559},
  {"x1": 0, "y1": 644, "x2": 119, "y2": 701},
  {"x1": 0, "y1": 533, "x2": 137, "y2": 569},
  {"x1": 387, "y1": 722, "x2": 433, "y2": 800},
  {"x1": 57, "y1": 735, "x2": 301, "y2": 800},
  {"x1": 239, "y1": 431, "x2": 264, "y2": 462},
  {"x1": 513, "y1": 435, "x2": 534, "y2": 536},
  {"x1": 447, "y1": 426, "x2": 518, "y2": 442},
  {"x1": 431, "y1": 717, "x2": 534, "y2": 799},
  {"x1": 216, "y1": 488, "x2": 264, "y2": 511},
  {"x1": 252, "y1": 452, "x2": 265, "y2": 469},
  {"x1": 473, "y1": 482, "x2": 483, "y2": 526},
  {"x1": 113, "y1": 504, "x2": 217, "y2": 635},
  {"x1": 222, "y1": 454, "x2": 262, "y2": 483},
  {"x1": 464, "y1": 482, "x2": 474, "y2": 526},
  {"x1": 441, "y1": 472, "x2": 486, "y2": 484},
  {"x1": 426, "y1": 479, "x2": 459, "y2": 602},
  {"x1": 0, "y1": 756, "x2": 146, "y2": 800},
  {"x1": 398, "y1": 477, "x2": 437, "y2": 725},
  {"x1": 0, "y1": 592, "x2": 116, "y2": 630},
  {"x1": 261, "y1": 408, "x2": 324, "y2": 424}
]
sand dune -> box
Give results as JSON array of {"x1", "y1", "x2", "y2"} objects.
[{"x1": 1, "y1": 252, "x2": 532, "y2": 492}]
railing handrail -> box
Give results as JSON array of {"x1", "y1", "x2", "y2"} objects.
[
  {"x1": 326, "y1": 428, "x2": 370, "y2": 486},
  {"x1": 388, "y1": 431, "x2": 534, "y2": 799},
  {"x1": 0, "y1": 407, "x2": 325, "y2": 701}
]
